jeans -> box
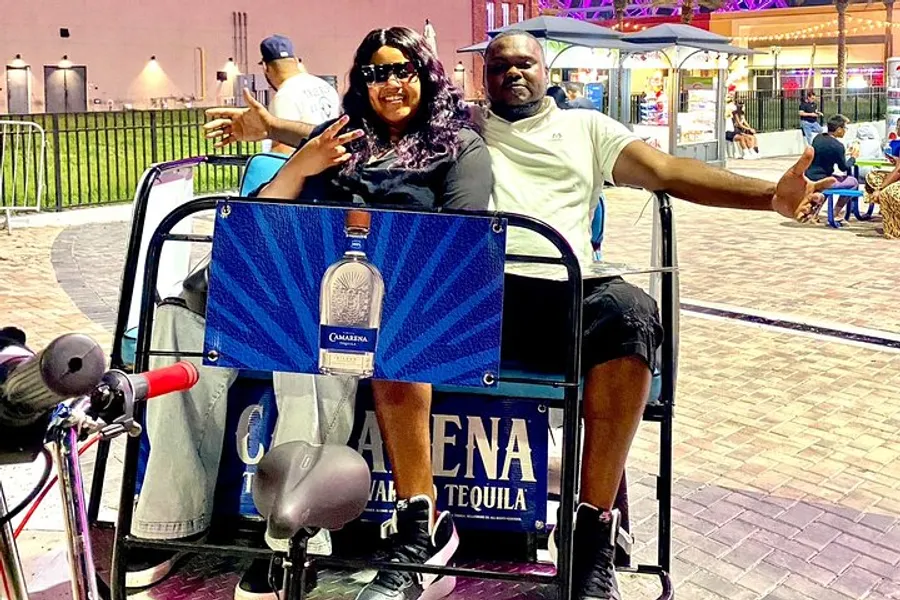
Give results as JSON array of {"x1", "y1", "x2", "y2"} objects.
[
  {"x1": 132, "y1": 302, "x2": 358, "y2": 541},
  {"x1": 801, "y1": 121, "x2": 823, "y2": 145},
  {"x1": 830, "y1": 175, "x2": 859, "y2": 190}
]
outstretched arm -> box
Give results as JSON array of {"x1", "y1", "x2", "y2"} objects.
[
  {"x1": 612, "y1": 142, "x2": 834, "y2": 220},
  {"x1": 204, "y1": 89, "x2": 319, "y2": 149}
]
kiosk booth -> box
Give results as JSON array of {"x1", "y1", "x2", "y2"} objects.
[
  {"x1": 459, "y1": 15, "x2": 646, "y2": 119},
  {"x1": 622, "y1": 24, "x2": 757, "y2": 166},
  {"x1": 886, "y1": 56, "x2": 900, "y2": 138}
]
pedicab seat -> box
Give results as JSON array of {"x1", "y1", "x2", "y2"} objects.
[
  {"x1": 433, "y1": 368, "x2": 663, "y2": 406},
  {"x1": 253, "y1": 441, "x2": 372, "y2": 542}
]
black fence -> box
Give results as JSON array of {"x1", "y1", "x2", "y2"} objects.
[
  {"x1": 0, "y1": 109, "x2": 260, "y2": 211},
  {"x1": 733, "y1": 87, "x2": 885, "y2": 133},
  {"x1": 628, "y1": 87, "x2": 886, "y2": 133}
]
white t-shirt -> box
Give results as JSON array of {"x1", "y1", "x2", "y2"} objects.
[
  {"x1": 262, "y1": 72, "x2": 340, "y2": 152},
  {"x1": 475, "y1": 98, "x2": 638, "y2": 279}
]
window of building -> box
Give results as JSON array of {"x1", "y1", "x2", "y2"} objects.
[
  {"x1": 487, "y1": 2, "x2": 495, "y2": 30},
  {"x1": 516, "y1": 3, "x2": 524, "y2": 22},
  {"x1": 501, "y1": 3, "x2": 510, "y2": 27}
]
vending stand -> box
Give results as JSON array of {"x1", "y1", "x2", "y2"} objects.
[
  {"x1": 458, "y1": 15, "x2": 647, "y2": 119},
  {"x1": 623, "y1": 24, "x2": 758, "y2": 167},
  {"x1": 886, "y1": 57, "x2": 900, "y2": 139}
]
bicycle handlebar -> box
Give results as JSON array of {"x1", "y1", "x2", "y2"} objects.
[
  {"x1": 133, "y1": 361, "x2": 199, "y2": 401},
  {"x1": 0, "y1": 334, "x2": 106, "y2": 429},
  {"x1": 1, "y1": 332, "x2": 200, "y2": 464}
]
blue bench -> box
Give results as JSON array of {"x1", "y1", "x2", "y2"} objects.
[{"x1": 821, "y1": 188, "x2": 875, "y2": 229}]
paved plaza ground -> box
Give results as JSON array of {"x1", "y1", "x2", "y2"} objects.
[{"x1": 1, "y1": 156, "x2": 899, "y2": 599}]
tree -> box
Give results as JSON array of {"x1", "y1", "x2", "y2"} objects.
[
  {"x1": 886, "y1": 0, "x2": 895, "y2": 67},
  {"x1": 614, "y1": 0, "x2": 627, "y2": 29},
  {"x1": 651, "y1": 0, "x2": 724, "y2": 26},
  {"x1": 614, "y1": 0, "x2": 627, "y2": 120},
  {"x1": 836, "y1": 0, "x2": 851, "y2": 90}
]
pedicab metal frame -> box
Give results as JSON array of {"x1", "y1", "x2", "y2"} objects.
[{"x1": 86, "y1": 156, "x2": 678, "y2": 600}]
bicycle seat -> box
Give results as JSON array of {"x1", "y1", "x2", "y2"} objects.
[{"x1": 252, "y1": 441, "x2": 371, "y2": 541}]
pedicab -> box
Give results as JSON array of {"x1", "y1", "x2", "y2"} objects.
[{"x1": 2, "y1": 150, "x2": 680, "y2": 600}]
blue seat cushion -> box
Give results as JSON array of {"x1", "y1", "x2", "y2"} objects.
[{"x1": 239, "y1": 153, "x2": 289, "y2": 197}]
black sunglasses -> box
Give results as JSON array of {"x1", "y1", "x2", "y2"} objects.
[{"x1": 360, "y1": 61, "x2": 418, "y2": 86}]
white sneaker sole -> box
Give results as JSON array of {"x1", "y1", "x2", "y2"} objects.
[
  {"x1": 421, "y1": 575, "x2": 457, "y2": 600},
  {"x1": 125, "y1": 553, "x2": 183, "y2": 589},
  {"x1": 234, "y1": 583, "x2": 281, "y2": 600}
]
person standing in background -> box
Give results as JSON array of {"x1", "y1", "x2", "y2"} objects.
[
  {"x1": 259, "y1": 34, "x2": 340, "y2": 154},
  {"x1": 423, "y1": 18, "x2": 438, "y2": 55},
  {"x1": 799, "y1": 90, "x2": 824, "y2": 146}
]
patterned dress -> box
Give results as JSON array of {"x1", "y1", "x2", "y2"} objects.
[{"x1": 864, "y1": 170, "x2": 900, "y2": 239}]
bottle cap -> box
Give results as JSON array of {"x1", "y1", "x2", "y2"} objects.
[{"x1": 346, "y1": 210, "x2": 371, "y2": 230}]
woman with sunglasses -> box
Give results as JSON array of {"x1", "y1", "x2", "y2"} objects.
[
  {"x1": 259, "y1": 26, "x2": 492, "y2": 211},
  {"x1": 257, "y1": 27, "x2": 490, "y2": 600}
]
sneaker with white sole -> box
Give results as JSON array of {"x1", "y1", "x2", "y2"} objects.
[
  {"x1": 234, "y1": 557, "x2": 316, "y2": 600},
  {"x1": 549, "y1": 504, "x2": 622, "y2": 600},
  {"x1": 355, "y1": 495, "x2": 459, "y2": 600},
  {"x1": 125, "y1": 532, "x2": 204, "y2": 589},
  {"x1": 265, "y1": 527, "x2": 333, "y2": 556}
]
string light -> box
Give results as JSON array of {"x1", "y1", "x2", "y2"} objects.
[
  {"x1": 732, "y1": 14, "x2": 899, "y2": 43},
  {"x1": 610, "y1": 21, "x2": 648, "y2": 31}
]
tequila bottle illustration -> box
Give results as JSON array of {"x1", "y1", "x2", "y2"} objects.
[{"x1": 319, "y1": 210, "x2": 385, "y2": 377}]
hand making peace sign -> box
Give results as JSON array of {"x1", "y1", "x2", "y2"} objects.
[{"x1": 292, "y1": 116, "x2": 366, "y2": 178}]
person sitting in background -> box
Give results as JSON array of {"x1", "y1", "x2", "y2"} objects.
[
  {"x1": 863, "y1": 155, "x2": 900, "y2": 238},
  {"x1": 848, "y1": 122, "x2": 887, "y2": 181},
  {"x1": 546, "y1": 84, "x2": 569, "y2": 109},
  {"x1": 564, "y1": 81, "x2": 596, "y2": 110},
  {"x1": 725, "y1": 99, "x2": 757, "y2": 160},
  {"x1": 805, "y1": 114, "x2": 858, "y2": 222},
  {"x1": 732, "y1": 102, "x2": 760, "y2": 158}
]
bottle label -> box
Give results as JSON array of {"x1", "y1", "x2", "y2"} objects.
[
  {"x1": 347, "y1": 237, "x2": 366, "y2": 253},
  {"x1": 320, "y1": 325, "x2": 378, "y2": 353}
]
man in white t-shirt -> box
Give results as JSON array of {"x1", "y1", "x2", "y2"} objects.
[
  {"x1": 200, "y1": 31, "x2": 833, "y2": 598},
  {"x1": 259, "y1": 34, "x2": 340, "y2": 154}
]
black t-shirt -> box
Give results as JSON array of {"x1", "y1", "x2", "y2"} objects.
[
  {"x1": 290, "y1": 121, "x2": 493, "y2": 211},
  {"x1": 806, "y1": 133, "x2": 852, "y2": 181},
  {"x1": 799, "y1": 100, "x2": 819, "y2": 123}
]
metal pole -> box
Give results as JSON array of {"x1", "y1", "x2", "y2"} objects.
[
  {"x1": 0, "y1": 482, "x2": 30, "y2": 600},
  {"x1": 52, "y1": 427, "x2": 101, "y2": 600}
]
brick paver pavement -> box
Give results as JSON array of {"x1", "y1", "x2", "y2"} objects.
[
  {"x1": 1, "y1": 158, "x2": 899, "y2": 599},
  {"x1": 0, "y1": 226, "x2": 112, "y2": 350}
]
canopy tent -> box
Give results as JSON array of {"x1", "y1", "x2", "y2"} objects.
[
  {"x1": 458, "y1": 16, "x2": 648, "y2": 53},
  {"x1": 622, "y1": 23, "x2": 758, "y2": 58},
  {"x1": 621, "y1": 24, "x2": 759, "y2": 165},
  {"x1": 457, "y1": 16, "x2": 649, "y2": 117}
]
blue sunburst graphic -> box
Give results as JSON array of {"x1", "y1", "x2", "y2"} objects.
[{"x1": 204, "y1": 201, "x2": 506, "y2": 387}]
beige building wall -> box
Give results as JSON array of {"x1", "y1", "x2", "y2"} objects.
[
  {"x1": 711, "y1": 4, "x2": 899, "y2": 86},
  {"x1": 1, "y1": 0, "x2": 476, "y2": 113}
]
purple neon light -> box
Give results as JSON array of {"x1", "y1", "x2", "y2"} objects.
[{"x1": 537, "y1": 0, "x2": 788, "y2": 19}]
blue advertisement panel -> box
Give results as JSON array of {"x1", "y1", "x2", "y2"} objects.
[
  {"x1": 203, "y1": 201, "x2": 507, "y2": 389},
  {"x1": 205, "y1": 385, "x2": 549, "y2": 529},
  {"x1": 351, "y1": 389, "x2": 549, "y2": 532}
]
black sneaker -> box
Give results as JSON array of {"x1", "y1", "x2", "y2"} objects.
[
  {"x1": 234, "y1": 557, "x2": 316, "y2": 600},
  {"x1": 125, "y1": 532, "x2": 204, "y2": 588},
  {"x1": 125, "y1": 548, "x2": 183, "y2": 589},
  {"x1": 355, "y1": 495, "x2": 459, "y2": 600},
  {"x1": 572, "y1": 504, "x2": 621, "y2": 600},
  {"x1": 549, "y1": 504, "x2": 622, "y2": 600}
]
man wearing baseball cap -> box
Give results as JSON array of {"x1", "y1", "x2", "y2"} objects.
[{"x1": 258, "y1": 34, "x2": 340, "y2": 154}]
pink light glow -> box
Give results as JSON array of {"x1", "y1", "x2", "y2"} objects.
[{"x1": 537, "y1": 0, "x2": 789, "y2": 19}]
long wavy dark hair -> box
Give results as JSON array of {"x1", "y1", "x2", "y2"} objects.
[{"x1": 341, "y1": 27, "x2": 469, "y2": 171}]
